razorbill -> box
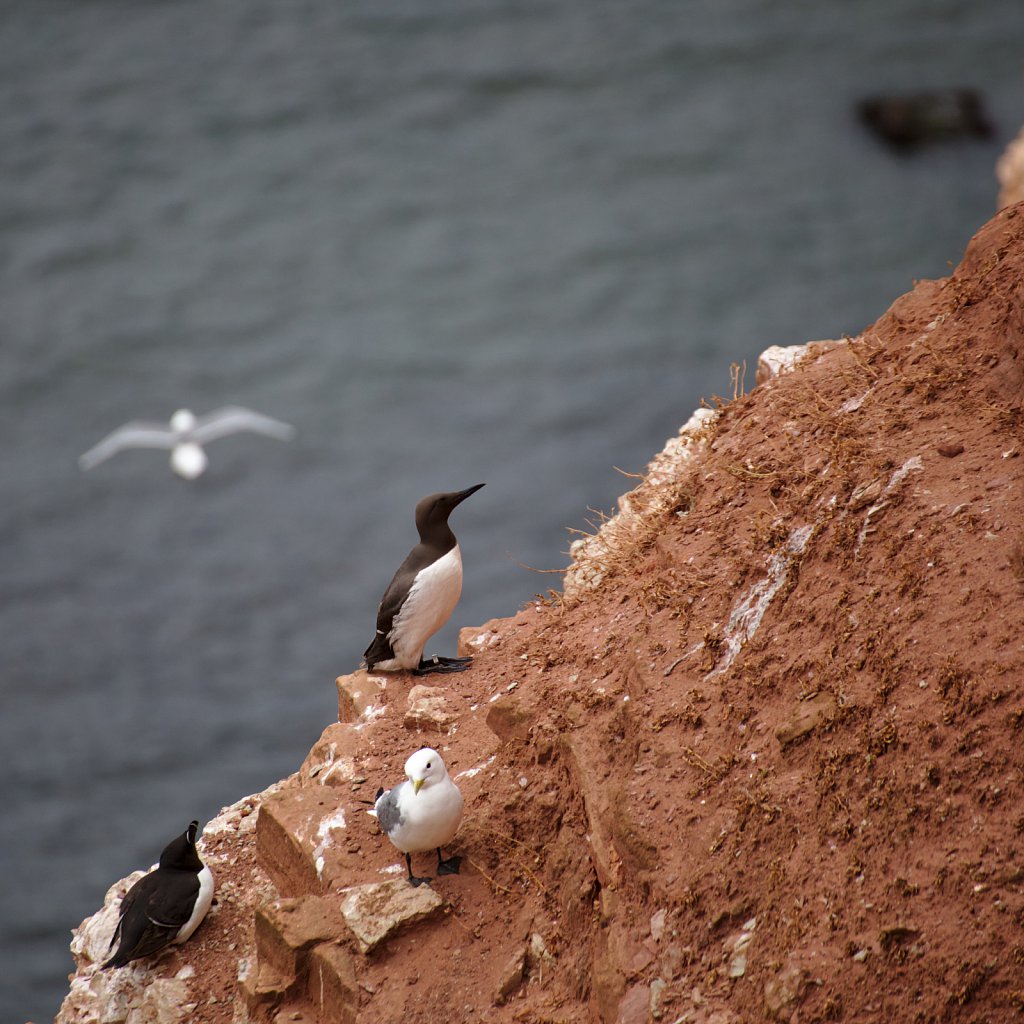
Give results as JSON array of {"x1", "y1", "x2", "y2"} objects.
[
  {"x1": 363, "y1": 483, "x2": 484, "y2": 675},
  {"x1": 373, "y1": 747, "x2": 464, "y2": 887},
  {"x1": 78, "y1": 406, "x2": 296, "y2": 479},
  {"x1": 103, "y1": 820, "x2": 215, "y2": 969}
]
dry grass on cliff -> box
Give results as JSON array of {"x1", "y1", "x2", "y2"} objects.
[{"x1": 559, "y1": 417, "x2": 717, "y2": 606}]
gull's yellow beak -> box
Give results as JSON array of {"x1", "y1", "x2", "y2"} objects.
[{"x1": 412, "y1": 778, "x2": 424, "y2": 794}]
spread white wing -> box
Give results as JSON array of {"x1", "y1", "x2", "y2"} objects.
[
  {"x1": 190, "y1": 407, "x2": 296, "y2": 444},
  {"x1": 78, "y1": 423, "x2": 177, "y2": 470}
]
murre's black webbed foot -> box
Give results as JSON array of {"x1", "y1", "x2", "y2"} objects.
[
  {"x1": 413, "y1": 655, "x2": 473, "y2": 676},
  {"x1": 405, "y1": 852, "x2": 431, "y2": 888},
  {"x1": 436, "y1": 847, "x2": 462, "y2": 876}
]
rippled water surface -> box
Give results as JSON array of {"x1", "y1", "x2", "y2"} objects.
[{"x1": 2, "y1": 1, "x2": 1019, "y2": 1019}]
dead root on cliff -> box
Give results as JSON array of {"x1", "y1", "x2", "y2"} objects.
[{"x1": 461, "y1": 823, "x2": 549, "y2": 899}]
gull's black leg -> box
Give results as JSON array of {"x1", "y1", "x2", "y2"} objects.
[
  {"x1": 436, "y1": 847, "x2": 462, "y2": 876},
  {"x1": 406, "y1": 852, "x2": 431, "y2": 887}
]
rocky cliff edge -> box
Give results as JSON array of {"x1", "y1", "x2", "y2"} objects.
[{"x1": 58, "y1": 202, "x2": 1024, "y2": 1024}]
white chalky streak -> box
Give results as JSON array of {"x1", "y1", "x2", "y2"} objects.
[{"x1": 706, "y1": 524, "x2": 813, "y2": 680}]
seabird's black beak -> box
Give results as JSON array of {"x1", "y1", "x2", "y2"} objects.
[
  {"x1": 186, "y1": 820, "x2": 200, "y2": 844},
  {"x1": 447, "y1": 483, "x2": 485, "y2": 508}
]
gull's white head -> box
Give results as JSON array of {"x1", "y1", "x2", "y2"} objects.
[
  {"x1": 170, "y1": 409, "x2": 197, "y2": 434},
  {"x1": 405, "y1": 748, "x2": 448, "y2": 795},
  {"x1": 171, "y1": 443, "x2": 208, "y2": 479}
]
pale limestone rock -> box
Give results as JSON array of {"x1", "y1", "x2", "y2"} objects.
[
  {"x1": 205, "y1": 780, "x2": 291, "y2": 839},
  {"x1": 338, "y1": 878, "x2": 444, "y2": 953},
  {"x1": 756, "y1": 340, "x2": 844, "y2": 386},
  {"x1": 458, "y1": 622, "x2": 502, "y2": 657},
  {"x1": 124, "y1": 979, "x2": 192, "y2": 1024},
  {"x1": 726, "y1": 917, "x2": 757, "y2": 978},
  {"x1": 57, "y1": 965, "x2": 191, "y2": 1024},
  {"x1": 528, "y1": 931, "x2": 555, "y2": 966},
  {"x1": 563, "y1": 406, "x2": 718, "y2": 599},
  {"x1": 756, "y1": 343, "x2": 809, "y2": 384},
  {"x1": 59, "y1": 970, "x2": 136, "y2": 1024},
  {"x1": 336, "y1": 670, "x2": 388, "y2": 724},
  {"x1": 301, "y1": 722, "x2": 362, "y2": 788},
  {"x1": 764, "y1": 962, "x2": 808, "y2": 1020},
  {"x1": 494, "y1": 947, "x2": 527, "y2": 1004},
  {"x1": 404, "y1": 684, "x2": 455, "y2": 733},
  {"x1": 649, "y1": 977, "x2": 667, "y2": 1019},
  {"x1": 997, "y1": 127, "x2": 1024, "y2": 209}
]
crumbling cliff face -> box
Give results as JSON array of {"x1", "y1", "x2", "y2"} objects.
[
  {"x1": 998, "y1": 128, "x2": 1024, "y2": 209},
  {"x1": 59, "y1": 202, "x2": 1024, "y2": 1024}
]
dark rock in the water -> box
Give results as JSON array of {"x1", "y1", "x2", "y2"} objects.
[{"x1": 857, "y1": 88, "x2": 993, "y2": 148}]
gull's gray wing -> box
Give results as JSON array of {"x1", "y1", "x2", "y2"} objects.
[
  {"x1": 78, "y1": 423, "x2": 177, "y2": 470},
  {"x1": 374, "y1": 784, "x2": 406, "y2": 836},
  {"x1": 190, "y1": 407, "x2": 296, "y2": 444}
]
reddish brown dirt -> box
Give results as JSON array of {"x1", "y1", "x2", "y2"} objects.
[{"x1": 62, "y1": 203, "x2": 1024, "y2": 1024}]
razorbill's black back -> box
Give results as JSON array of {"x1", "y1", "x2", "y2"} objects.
[
  {"x1": 363, "y1": 483, "x2": 484, "y2": 675},
  {"x1": 103, "y1": 820, "x2": 215, "y2": 969}
]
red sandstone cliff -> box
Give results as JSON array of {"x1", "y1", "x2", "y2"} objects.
[{"x1": 59, "y1": 203, "x2": 1024, "y2": 1024}]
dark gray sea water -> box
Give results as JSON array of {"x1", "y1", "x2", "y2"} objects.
[{"x1": 2, "y1": 1, "x2": 1020, "y2": 1019}]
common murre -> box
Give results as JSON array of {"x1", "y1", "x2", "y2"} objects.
[
  {"x1": 103, "y1": 820, "x2": 215, "y2": 969},
  {"x1": 363, "y1": 483, "x2": 485, "y2": 675}
]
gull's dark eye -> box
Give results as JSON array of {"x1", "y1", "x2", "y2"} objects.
[{"x1": 426, "y1": 762, "x2": 432, "y2": 769}]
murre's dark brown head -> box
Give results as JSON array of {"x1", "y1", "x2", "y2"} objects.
[{"x1": 414, "y1": 483, "x2": 485, "y2": 547}]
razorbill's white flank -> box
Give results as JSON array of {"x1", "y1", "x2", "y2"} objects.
[
  {"x1": 373, "y1": 747, "x2": 464, "y2": 887},
  {"x1": 103, "y1": 820, "x2": 215, "y2": 969},
  {"x1": 363, "y1": 483, "x2": 484, "y2": 675},
  {"x1": 78, "y1": 406, "x2": 296, "y2": 479}
]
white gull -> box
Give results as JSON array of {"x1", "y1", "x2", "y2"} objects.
[
  {"x1": 373, "y1": 747, "x2": 464, "y2": 887},
  {"x1": 78, "y1": 406, "x2": 296, "y2": 479}
]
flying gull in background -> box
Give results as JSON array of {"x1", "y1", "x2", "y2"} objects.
[
  {"x1": 103, "y1": 820, "x2": 215, "y2": 969},
  {"x1": 78, "y1": 406, "x2": 297, "y2": 479},
  {"x1": 373, "y1": 747, "x2": 464, "y2": 887},
  {"x1": 364, "y1": 484, "x2": 485, "y2": 675}
]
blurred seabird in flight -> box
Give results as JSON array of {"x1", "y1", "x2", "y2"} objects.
[{"x1": 78, "y1": 407, "x2": 297, "y2": 479}]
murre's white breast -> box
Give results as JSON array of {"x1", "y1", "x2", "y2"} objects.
[{"x1": 388, "y1": 545, "x2": 463, "y2": 668}]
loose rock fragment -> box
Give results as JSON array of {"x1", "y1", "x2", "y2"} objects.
[
  {"x1": 404, "y1": 685, "x2": 455, "y2": 733},
  {"x1": 339, "y1": 879, "x2": 444, "y2": 953},
  {"x1": 336, "y1": 671, "x2": 387, "y2": 724},
  {"x1": 494, "y1": 948, "x2": 527, "y2": 1004},
  {"x1": 776, "y1": 692, "x2": 837, "y2": 748},
  {"x1": 764, "y1": 963, "x2": 807, "y2": 1021}
]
